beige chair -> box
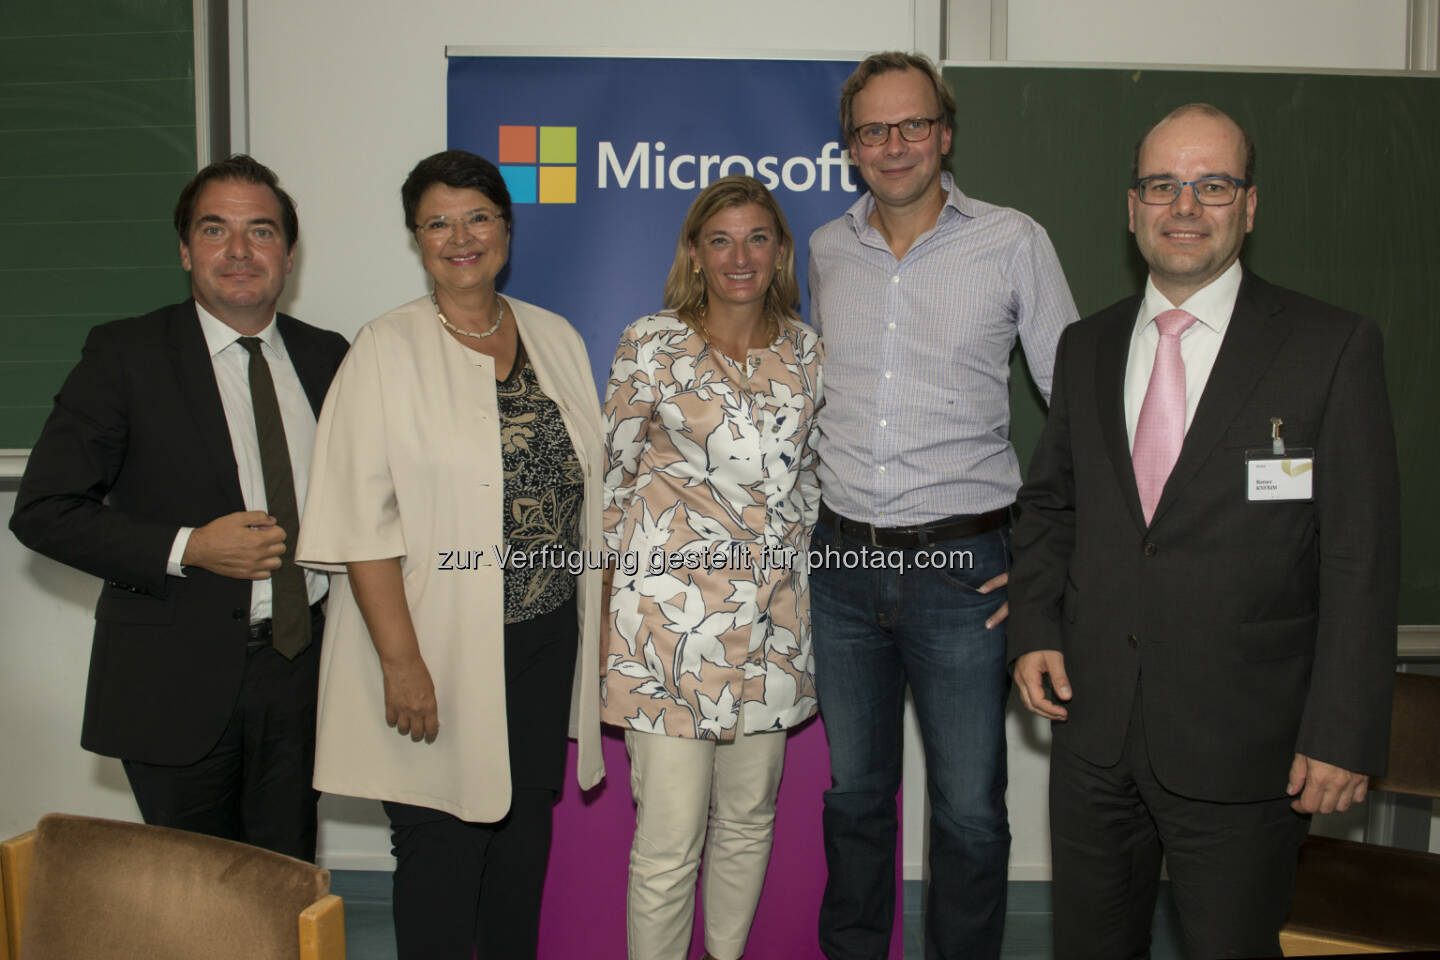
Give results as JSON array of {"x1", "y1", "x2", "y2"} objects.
[
  {"x1": 1280, "y1": 672, "x2": 1440, "y2": 956},
  {"x1": 0, "y1": 813, "x2": 344, "y2": 960}
]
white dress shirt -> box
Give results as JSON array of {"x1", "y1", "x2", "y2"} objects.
[
  {"x1": 1124, "y1": 260, "x2": 1243, "y2": 449},
  {"x1": 167, "y1": 303, "x2": 327, "y2": 621}
]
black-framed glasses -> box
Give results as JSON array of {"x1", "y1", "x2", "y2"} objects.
[
  {"x1": 851, "y1": 116, "x2": 944, "y2": 147},
  {"x1": 1133, "y1": 176, "x2": 1248, "y2": 206}
]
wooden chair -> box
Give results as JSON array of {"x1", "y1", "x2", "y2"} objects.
[
  {"x1": 0, "y1": 813, "x2": 344, "y2": 960},
  {"x1": 1280, "y1": 672, "x2": 1440, "y2": 956}
]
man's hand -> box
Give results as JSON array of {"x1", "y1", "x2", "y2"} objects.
[
  {"x1": 1014, "y1": 649, "x2": 1071, "y2": 720},
  {"x1": 381, "y1": 653, "x2": 440, "y2": 744},
  {"x1": 1288, "y1": 753, "x2": 1369, "y2": 814},
  {"x1": 182, "y1": 510, "x2": 286, "y2": 579},
  {"x1": 979, "y1": 571, "x2": 1009, "y2": 629}
]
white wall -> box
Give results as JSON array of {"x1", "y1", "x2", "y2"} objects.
[
  {"x1": 1004, "y1": 0, "x2": 1409, "y2": 70},
  {"x1": 0, "y1": 0, "x2": 1424, "y2": 880},
  {"x1": 0, "y1": 489, "x2": 140, "y2": 834}
]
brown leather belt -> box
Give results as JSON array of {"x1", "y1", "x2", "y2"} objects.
[{"x1": 818, "y1": 502, "x2": 1010, "y2": 549}]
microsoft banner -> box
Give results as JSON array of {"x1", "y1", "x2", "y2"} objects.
[
  {"x1": 447, "y1": 54, "x2": 904, "y2": 960},
  {"x1": 447, "y1": 54, "x2": 861, "y2": 387}
]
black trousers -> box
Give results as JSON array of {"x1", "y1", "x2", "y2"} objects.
[
  {"x1": 383, "y1": 598, "x2": 578, "y2": 960},
  {"x1": 385, "y1": 789, "x2": 558, "y2": 960},
  {"x1": 122, "y1": 612, "x2": 322, "y2": 861},
  {"x1": 1049, "y1": 688, "x2": 1310, "y2": 960}
]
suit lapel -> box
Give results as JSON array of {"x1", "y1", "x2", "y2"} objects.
[
  {"x1": 168, "y1": 300, "x2": 245, "y2": 507},
  {"x1": 1149, "y1": 272, "x2": 1291, "y2": 526},
  {"x1": 1095, "y1": 297, "x2": 1148, "y2": 531},
  {"x1": 276, "y1": 314, "x2": 330, "y2": 415}
]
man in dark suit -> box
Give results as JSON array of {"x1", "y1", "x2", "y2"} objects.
[
  {"x1": 1008, "y1": 104, "x2": 1400, "y2": 958},
  {"x1": 10, "y1": 155, "x2": 349, "y2": 861}
]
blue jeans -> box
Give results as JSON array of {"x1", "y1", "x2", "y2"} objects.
[{"x1": 812, "y1": 516, "x2": 1011, "y2": 960}]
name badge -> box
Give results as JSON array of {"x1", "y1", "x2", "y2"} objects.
[{"x1": 1246, "y1": 448, "x2": 1314, "y2": 502}]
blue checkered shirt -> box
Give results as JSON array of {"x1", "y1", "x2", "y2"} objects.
[{"x1": 808, "y1": 173, "x2": 1078, "y2": 525}]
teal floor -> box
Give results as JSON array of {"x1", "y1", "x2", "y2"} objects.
[
  {"x1": 330, "y1": 872, "x2": 1185, "y2": 959},
  {"x1": 329, "y1": 870, "x2": 393, "y2": 960}
]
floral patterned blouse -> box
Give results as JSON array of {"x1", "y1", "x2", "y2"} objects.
[
  {"x1": 497, "y1": 341, "x2": 584, "y2": 624},
  {"x1": 600, "y1": 313, "x2": 823, "y2": 741}
]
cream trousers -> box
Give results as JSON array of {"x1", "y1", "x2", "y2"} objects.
[{"x1": 625, "y1": 719, "x2": 787, "y2": 960}]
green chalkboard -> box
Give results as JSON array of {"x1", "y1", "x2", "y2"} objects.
[
  {"x1": 0, "y1": 0, "x2": 196, "y2": 450},
  {"x1": 947, "y1": 65, "x2": 1440, "y2": 623}
]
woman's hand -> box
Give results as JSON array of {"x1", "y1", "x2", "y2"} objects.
[
  {"x1": 381, "y1": 652, "x2": 440, "y2": 743},
  {"x1": 347, "y1": 558, "x2": 440, "y2": 744}
]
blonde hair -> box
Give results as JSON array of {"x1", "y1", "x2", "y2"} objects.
[{"x1": 662, "y1": 176, "x2": 801, "y2": 333}]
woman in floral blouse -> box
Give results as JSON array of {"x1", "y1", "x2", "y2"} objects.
[{"x1": 600, "y1": 176, "x2": 822, "y2": 960}]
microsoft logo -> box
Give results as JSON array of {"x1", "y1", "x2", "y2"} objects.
[{"x1": 498, "y1": 125, "x2": 577, "y2": 204}]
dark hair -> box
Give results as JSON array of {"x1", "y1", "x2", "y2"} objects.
[
  {"x1": 401, "y1": 150, "x2": 512, "y2": 230},
  {"x1": 1131, "y1": 103, "x2": 1256, "y2": 186},
  {"x1": 173, "y1": 154, "x2": 299, "y2": 249},
  {"x1": 839, "y1": 52, "x2": 957, "y2": 164}
]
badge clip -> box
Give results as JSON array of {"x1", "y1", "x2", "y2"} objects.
[{"x1": 1247, "y1": 417, "x2": 1312, "y2": 502}]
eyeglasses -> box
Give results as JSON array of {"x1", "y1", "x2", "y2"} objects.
[
  {"x1": 414, "y1": 209, "x2": 506, "y2": 240},
  {"x1": 851, "y1": 116, "x2": 944, "y2": 148},
  {"x1": 1133, "y1": 176, "x2": 1249, "y2": 206}
]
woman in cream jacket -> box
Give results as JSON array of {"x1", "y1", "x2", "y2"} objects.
[{"x1": 297, "y1": 150, "x2": 603, "y2": 960}]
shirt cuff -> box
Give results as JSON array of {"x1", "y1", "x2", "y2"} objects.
[{"x1": 168, "y1": 527, "x2": 194, "y2": 578}]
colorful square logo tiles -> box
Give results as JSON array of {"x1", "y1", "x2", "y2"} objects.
[{"x1": 498, "y1": 125, "x2": 577, "y2": 204}]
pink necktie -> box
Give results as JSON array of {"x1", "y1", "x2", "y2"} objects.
[{"x1": 1133, "y1": 308, "x2": 1199, "y2": 525}]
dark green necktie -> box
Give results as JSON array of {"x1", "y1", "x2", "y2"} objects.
[{"x1": 238, "y1": 337, "x2": 310, "y2": 659}]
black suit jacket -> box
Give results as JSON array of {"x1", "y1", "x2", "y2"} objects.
[
  {"x1": 1009, "y1": 272, "x2": 1400, "y2": 802},
  {"x1": 10, "y1": 300, "x2": 349, "y2": 765}
]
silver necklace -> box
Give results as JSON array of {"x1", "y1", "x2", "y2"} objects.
[{"x1": 433, "y1": 291, "x2": 503, "y2": 340}]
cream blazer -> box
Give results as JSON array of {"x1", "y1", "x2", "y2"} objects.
[{"x1": 296, "y1": 294, "x2": 605, "y2": 822}]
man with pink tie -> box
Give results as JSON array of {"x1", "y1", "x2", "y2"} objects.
[{"x1": 1008, "y1": 104, "x2": 1401, "y2": 959}]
